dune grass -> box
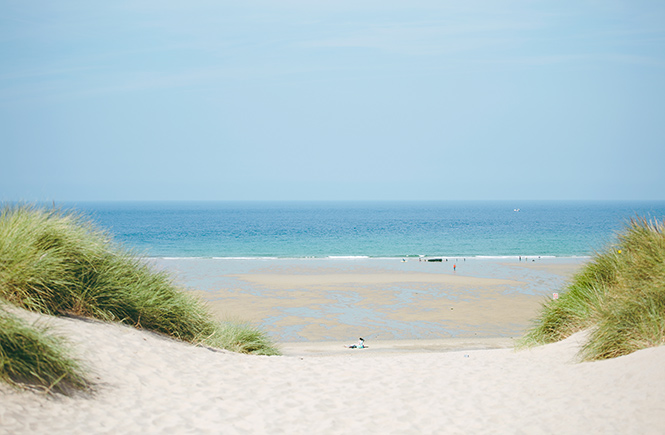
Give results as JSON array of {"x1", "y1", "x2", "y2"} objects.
[
  {"x1": 519, "y1": 217, "x2": 665, "y2": 360},
  {"x1": 0, "y1": 306, "x2": 88, "y2": 394},
  {"x1": 0, "y1": 204, "x2": 279, "y2": 392}
]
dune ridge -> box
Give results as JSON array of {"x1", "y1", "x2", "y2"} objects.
[{"x1": 1, "y1": 308, "x2": 663, "y2": 434}]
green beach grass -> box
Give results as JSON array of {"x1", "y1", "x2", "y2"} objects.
[
  {"x1": 0, "y1": 306, "x2": 88, "y2": 394},
  {"x1": 0, "y1": 205, "x2": 278, "y2": 392},
  {"x1": 520, "y1": 217, "x2": 665, "y2": 360}
]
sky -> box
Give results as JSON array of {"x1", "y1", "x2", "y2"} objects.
[{"x1": 2, "y1": 0, "x2": 664, "y2": 202}]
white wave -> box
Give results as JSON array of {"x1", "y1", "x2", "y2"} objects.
[
  {"x1": 154, "y1": 254, "x2": 591, "y2": 261},
  {"x1": 472, "y1": 255, "x2": 585, "y2": 260}
]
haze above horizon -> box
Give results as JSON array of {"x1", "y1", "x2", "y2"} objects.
[{"x1": 2, "y1": 1, "x2": 664, "y2": 202}]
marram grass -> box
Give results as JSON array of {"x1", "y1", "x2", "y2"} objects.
[
  {"x1": 0, "y1": 205, "x2": 279, "y2": 392},
  {"x1": 0, "y1": 307, "x2": 88, "y2": 394},
  {"x1": 520, "y1": 217, "x2": 665, "y2": 361}
]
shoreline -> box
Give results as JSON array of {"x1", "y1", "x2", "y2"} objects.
[
  {"x1": 152, "y1": 254, "x2": 593, "y2": 260},
  {"x1": 152, "y1": 256, "x2": 587, "y2": 342}
]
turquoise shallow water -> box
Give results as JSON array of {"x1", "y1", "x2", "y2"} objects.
[{"x1": 68, "y1": 200, "x2": 665, "y2": 258}]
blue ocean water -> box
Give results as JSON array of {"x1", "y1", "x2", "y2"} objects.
[{"x1": 67, "y1": 201, "x2": 665, "y2": 259}]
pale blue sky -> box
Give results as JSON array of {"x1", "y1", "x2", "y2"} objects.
[{"x1": 2, "y1": 1, "x2": 664, "y2": 201}]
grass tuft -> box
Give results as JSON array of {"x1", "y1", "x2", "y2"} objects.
[
  {"x1": 0, "y1": 307, "x2": 88, "y2": 394},
  {"x1": 212, "y1": 320, "x2": 280, "y2": 355},
  {"x1": 0, "y1": 204, "x2": 279, "y2": 392},
  {"x1": 519, "y1": 217, "x2": 665, "y2": 360}
]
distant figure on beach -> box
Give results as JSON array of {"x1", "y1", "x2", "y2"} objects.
[
  {"x1": 345, "y1": 338, "x2": 365, "y2": 349},
  {"x1": 453, "y1": 264, "x2": 456, "y2": 271}
]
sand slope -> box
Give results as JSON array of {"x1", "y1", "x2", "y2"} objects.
[{"x1": 1, "y1": 311, "x2": 664, "y2": 434}]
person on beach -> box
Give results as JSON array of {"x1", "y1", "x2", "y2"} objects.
[{"x1": 346, "y1": 338, "x2": 365, "y2": 349}]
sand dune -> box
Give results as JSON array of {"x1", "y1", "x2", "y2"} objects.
[{"x1": 2, "y1": 310, "x2": 664, "y2": 434}]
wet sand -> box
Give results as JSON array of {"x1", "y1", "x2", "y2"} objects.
[{"x1": 151, "y1": 257, "x2": 586, "y2": 342}]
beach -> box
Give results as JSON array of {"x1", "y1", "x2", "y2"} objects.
[
  {"x1": 2, "y1": 306, "x2": 664, "y2": 434},
  {"x1": 152, "y1": 256, "x2": 586, "y2": 342},
  {"x1": 4, "y1": 0, "x2": 665, "y2": 429},
  {"x1": 2, "y1": 256, "x2": 664, "y2": 433}
]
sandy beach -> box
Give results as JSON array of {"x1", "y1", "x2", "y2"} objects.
[
  {"x1": 154, "y1": 257, "x2": 586, "y2": 342},
  {"x1": 1, "y1": 307, "x2": 664, "y2": 434},
  {"x1": 2, "y1": 258, "x2": 664, "y2": 434}
]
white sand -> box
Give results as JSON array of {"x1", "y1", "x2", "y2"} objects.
[{"x1": 2, "y1": 310, "x2": 664, "y2": 434}]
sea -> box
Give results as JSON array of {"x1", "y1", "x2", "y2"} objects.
[{"x1": 62, "y1": 200, "x2": 665, "y2": 259}]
